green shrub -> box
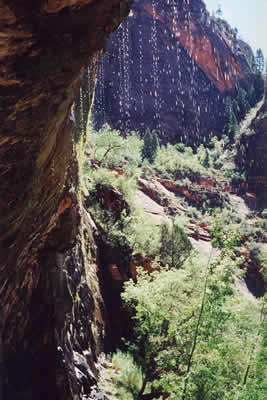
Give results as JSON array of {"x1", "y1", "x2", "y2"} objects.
[
  {"x1": 122, "y1": 250, "x2": 262, "y2": 399},
  {"x1": 153, "y1": 143, "x2": 209, "y2": 181},
  {"x1": 159, "y1": 220, "x2": 192, "y2": 269},
  {"x1": 176, "y1": 142, "x2": 185, "y2": 152},
  {"x1": 111, "y1": 350, "x2": 143, "y2": 400},
  {"x1": 86, "y1": 123, "x2": 142, "y2": 169},
  {"x1": 141, "y1": 129, "x2": 159, "y2": 163},
  {"x1": 248, "y1": 242, "x2": 263, "y2": 264}
]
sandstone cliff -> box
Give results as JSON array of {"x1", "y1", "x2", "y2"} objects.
[
  {"x1": 92, "y1": 0, "x2": 257, "y2": 146},
  {"x1": 0, "y1": 1, "x2": 131, "y2": 399}
]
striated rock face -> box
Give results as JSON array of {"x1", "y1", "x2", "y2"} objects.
[
  {"x1": 0, "y1": 1, "x2": 131, "y2": 399},
  {"x1": 92, "y1": 0, "x2": 256, "y2": 146}
]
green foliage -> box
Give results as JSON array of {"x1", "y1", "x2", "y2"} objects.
[
  {"x1": 159, "y1": 220, "x2": 192, "y2": 269},
  {"x1": 223, "y1": 96, "x2": 240, "y2": 143},
  {"x1": 225, "y1": 108, "x2": 239, "y2": 143},
  {"x1": 236, "y1": 87, "x2": 251, "y2": 121},
  {"x1": 89, "y1": 200, "x2": 162, "y2": 261},
  {"x1": 111, "y1": 350, "x2": 143, "y2": 400},
  {"x1": 86, "y1": 123, "x2": 142, "y2": 170},
  {"x1": 176, "y1": 142, "x2": 186, "y2": 152},
  {"x1": 121, "y1": 243, "x2": 262, "y2": 399},
  {"x1": 237, "y1": 299, "x2": 266, "y2": 400},
  {"x1": 253, "y1": 72, "x2": 265, "y2": 102},
  {"x1": 141, "y1": 129, "x2": 159, "y2": 163},
  {"x1": 197, "y1": 144, "x2": 210, "y2": 167},
  {"x1": 248, "y1": 242, "x2": 264, "y2": 265},
  {"x1": 82, "y1": 119, "x2": 266, "y2": 400},
  {"x1": 255, "y1": 48, "x2": 265, "y2": 73},
  {"x1": 153, "y1": 143, "x2": 212, "y2": 182},
  {"x1": 122, "y1": 259, "x2": 204, "y2": 397}
]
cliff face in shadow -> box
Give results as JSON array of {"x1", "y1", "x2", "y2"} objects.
[
  {"x1": 0, "y1": 1, "x2": 130, "y2": 398},
  {"x1": 236, "y1": 78, "x2": 267, "y2": 208},
  {"x1": 92, "y1": 0, "x2": 256, "y2": 146}
]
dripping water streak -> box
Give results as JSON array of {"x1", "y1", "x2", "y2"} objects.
[{"x1": 151, "y1": 0, "x2": 160, "y2": 129}]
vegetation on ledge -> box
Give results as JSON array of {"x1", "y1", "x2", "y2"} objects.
[{"x1": 82, "y1": 118, "x2": 266, "y2": 400}]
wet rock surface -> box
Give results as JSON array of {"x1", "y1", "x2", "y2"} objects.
[
  {"x1": 92, "y1": 0, "x2": 256, "y2": 146},
  {"x1": 0, "y1": 1, "x2": 130, "y2": 398}
]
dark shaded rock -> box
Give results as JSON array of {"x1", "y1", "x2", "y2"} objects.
[
  {"x1": 236, "y1": 80, "x2": 267, "y2": 208},
  {"x1": 0, "y1": 1, "x2": 131, "y2": 399},
  {"x1": 245, "y1": 262, "x2": 265, "y2": 298},
  {"x1": 95, "y1": 183, "x2": 130, "y2": 218}
]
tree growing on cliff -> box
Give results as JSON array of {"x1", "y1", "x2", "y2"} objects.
[
  {"x1": 159, "y1": 220, "x2": 192, "y2": 269},
  {"x1": 229, "y1": 108, "x2": 238, "y2": 141},
  {"x1": 255, "y1": 48, "x2": 264, "y2": 73},
  {"x1": 253, "y1": 73, "x2": 265, "y2": 103},
  {"x1": 216, "y1": 4, "x2": 223, "y2": 18},
  {"x1": 223, "y1": 99, "x2": 239, "y2": 143},
  {"x1": 197, "y1": 144, "x2": 210, "y2": 168},
  {"x1": 141, "y1": 129, "x2": 159, "y2": 163},
  {"x1": 121, "y1": 238, "x2": 262, "y2": 399},
  {"x1": 237, "y1": 88, "x2": 251, "y2": 120}
]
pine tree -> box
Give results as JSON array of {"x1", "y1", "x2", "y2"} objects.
[
  {"x1": 236, "y1": 88, "x2": 250, "y2": 120},
  {"x1": 253, "y1": 73, "x2": 265, "y2": 103},
  {"x1": 255, "y1": 48, "x2": 264, "y2": 73},
  {"x1": 223, "y1": 100, "x2": 239, "y2": 143},
  {"x1": 216, "y1": 4, "x2": 223, "y2": 18},
  {"x1": 150, "y1": 130, "x2": 159, "y2": 161},
  {"x1": 203, "y1": 149, "x2": 210, "y2": 168},
  {"x1": 141, "y1": 129, "x2": 158, "y2": 163},
  {"x1": 159, "y1": 221, "x2": 192, "y2": 269}
]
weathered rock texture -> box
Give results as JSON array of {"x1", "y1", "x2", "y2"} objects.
[
  {"x1": 0, "y1": 1, "x2": 131, "y2": 399},
  {"x1": 236, "y1": 77, "x2": 267, "y2": 208},
  {"x1": 92, "y1": 0, "x2": 257, "y2": 146}
]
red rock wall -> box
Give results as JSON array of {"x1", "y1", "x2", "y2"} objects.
[
  {"x1": 92, "y1": 0, "x2": 255, "y2": 146},
  {"x1": 0, "y1": 1, "x2": 131, "y2": 398}
]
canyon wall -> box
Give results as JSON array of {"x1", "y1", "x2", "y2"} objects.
[
  {"x1": 236, "y1": 77, "x2": 267, "y2": 208},
  {"x1": 0, "y1": 1, "x2": 131, "y2": 398},
  {"x1": 92, "y1": 0, "x2": 256, "y2": 146}
]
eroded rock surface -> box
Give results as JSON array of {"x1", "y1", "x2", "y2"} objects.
[{"x1": 0, "y1": 1, "x2": 131, "y2": 398}]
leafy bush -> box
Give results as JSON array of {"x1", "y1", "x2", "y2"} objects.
[
  {"x1": 153, "y1": 143, "x2": 210, "y2": 181},
  {"x1": 86, "y1": 123, "x2": 142, "y2": 169},
  {"x1": 121, "y1": 248, "x2": 262, "y2": 399}
]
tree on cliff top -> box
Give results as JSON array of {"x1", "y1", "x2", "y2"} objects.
[
  {"x1": 216, "y1": 4, "x2": 223, "y2": 18},
  {"x1": 255, "y1": 48, "x2": 264, "y2": 73}
]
